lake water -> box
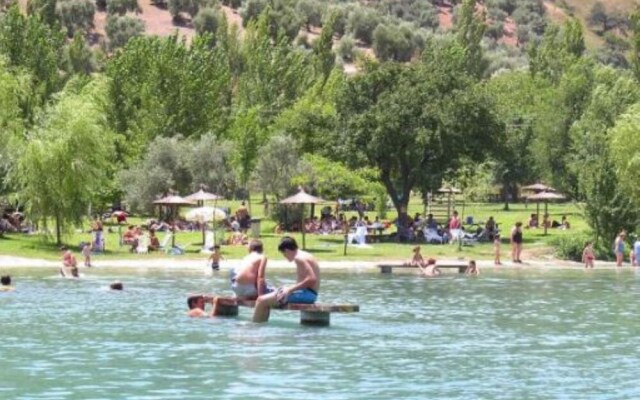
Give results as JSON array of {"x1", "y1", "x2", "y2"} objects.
[{"x1": 1, "y1": 267, "x2": 640, "y2": 399}]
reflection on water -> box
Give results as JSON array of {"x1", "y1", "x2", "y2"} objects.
[{"x1": 1, "y1": 268, "x2": 640, "y2": 399}]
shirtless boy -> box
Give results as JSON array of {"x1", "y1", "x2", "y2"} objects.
[
  {"x1": 253, "y1": 237, "x2": 320, "y2": 323},
  {"x1": 229, "y1": 240, "x2": 271, "y2": 300},
  {"x1": 187, "y1": 295, "x2": 208, "y2": 317}
]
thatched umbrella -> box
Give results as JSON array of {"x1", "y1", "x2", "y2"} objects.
[
  {"x1": 185, "y1": 189, "x2": 224, "y2": 243},
  {"x1": 185, "y1": 189, "x2": 223, "y2": 205},
  {"x1": 527, "y1": 191, "x2": 566, "y2": 235},
  {"x1": 522, "y1": 183, "x2": 558, "y2": 220},
  {"x1": 280, "y1": 189, "x2": 325, "y2": 250},
  {"x1": 153, "y1": 195, "x2": 196, "y2": 247}
]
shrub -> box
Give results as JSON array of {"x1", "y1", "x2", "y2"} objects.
[
  {"x1": 372, "y1": 23, "x2": 415, "y2": 62},
  {"x1": 194, "y1": 7, "x2": 221, "y2": 35},
  {"x1": 296, "y1": 0, "x2": 323, "y2": 31},
  {"x1": 337, "y1": 34, "x2": 356, "y2": 63},
  {"x1": 553, "y1": 234, "x2": 614, "y2": 262},
  {"x1": 106, "y1": 15, "x2": 144, "y2": 50},
  {"x1": 106, "y1": 0, "x2": 139, "y2": 15},
  {"x1": 347, "y1": 6, "x2": 382, "y2": 46},
  {"x1": 324, "y1": 4, "x2": 349, "y2": 37},
  {"x1": 168, "y1": 0, "x2": 199, "y2": 20},
  {"x1": 56, "y1": 0, "x2": 95, "y2": 37}
]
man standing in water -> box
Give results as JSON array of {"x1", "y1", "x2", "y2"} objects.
[{"x1": 253, "y1": 237, "x2": 320, "y2": 323}]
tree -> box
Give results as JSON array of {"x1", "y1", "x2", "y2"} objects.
[
  {"x1": 120, "y1": 135, "x2": 237, "y2": 213},
  {"x1": 11, "y1": 78, "x2": 115, "y2": 245},
  {"x1": 313, "y1": 11, "x2": 336, "y2": 80},
  {"x1": 610, "y1": 103, "x2": 640, "y2": 209},
  {"x1": 293, "y1": 154, "x2": 382, "y2": 200},
  {"x1": 455, "y1": 0, "x2": 487, "y2": 78},
  {"x1": 372, "y1": 23, "x2": 415, "y2": 62},
  {"x1": 231, "y1": 107, "x2": 265, "y2": 194},
  {"x1": 253, "y1": 134, "x2": 302, "y2": 200},
  {"x1": 168, "y1": 0, "x2": 199, "y2": 21},
  {"x1": 67, "y1": 30, "x2": 94, "y2": 74},
  {"x1": 631, "y1": 10, "x2": 640, "y2": 82},
  {"x1": 55, "y1": 0, "x2": 95, "y2": 37},
  {"x1": 486, "y1": 70, "x2": 545, "y2": 209},
  {"x1": 194, "y1": 7, "x2": 221, "y2": 36},
  {"x1": 333, "y1": 40, "x2": 502, "y2": 235},
  {"x1": 0, "y1": 59, "x2": 28, "y2": 198},
  {"x1": 27, "y1": 0, "x2": 58, "y2": 27},
  {"x1": 569, "y1": 68, "x2": 640, "y2": 243},
  {"x1": 296, "y1": 0, "x2": 322, "y2": 31},
  {"x1": 106, "y1": 15, "x2": 144, "y2": 50},
  {"x1": 0, "y1": 6, "x2": 66, "y2": 109},
  {"x1": 106, "y1": 0, "x2": 139, "y2": 15},
  {"x1": 346, "y1": 6, "x2": 381, "y2": 46}
]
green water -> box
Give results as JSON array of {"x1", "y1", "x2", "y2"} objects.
[{"x1": 1, "y1": 267, "x2": 639, "y2": 399}]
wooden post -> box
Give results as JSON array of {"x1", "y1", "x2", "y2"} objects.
[
  {"x1": 300, "y1": 311, "x2": 330, "y2": 326},
  {"x1": 379, "y1": 265, "x2": 393, "y2": 274},
  {"x1": 213, "y1": 302, "x2": 239, "y2": 317},
  {"x1": 543, "y1": 201, "x2": 549, "y2": 236}
]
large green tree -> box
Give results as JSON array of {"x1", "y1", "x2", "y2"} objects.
[
  {"x1": 11, "y1": 78, "x2": 115, "y2": 245},
  {"x1": 333, "y1": 40, "x2": 502, "y2": 234}
]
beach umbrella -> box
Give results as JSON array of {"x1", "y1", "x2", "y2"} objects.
[
  {"x1": 185, "y1": 207, "x2": 227, "y2": 222},
  {"x1": 527, "y1": 191, "x2": 566, "y2": 236},
  {"x1": 185, "y1": 189, "x2": 223, "y2": 205},
  {"x1": 153, "y1": 195, "x2": 196, "y2": 247},
  {"x1": 521, "y1": 183, "x2": 556, "y2": 192},
  {"x1": 185, "y1": 188, "x2": 224, "y2": 243},
  {"x1": 280, "y1": 189, "x2": 325, "y2": 249},
  {"x1": 522, "y1": 183, "x2": 557, "y2": 216}
]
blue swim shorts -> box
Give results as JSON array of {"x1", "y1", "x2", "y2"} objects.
[{"x1": 278, "y1": 288, "x2": 317, "y2": 305}]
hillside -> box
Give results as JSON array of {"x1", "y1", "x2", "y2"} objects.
[{"x1": 16, "y1": 0, "x2": 640, "y2": 63}]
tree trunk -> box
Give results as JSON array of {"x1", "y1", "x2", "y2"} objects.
[{"x1": 55, "y1": 213, "x2": 62, "y2": 246}]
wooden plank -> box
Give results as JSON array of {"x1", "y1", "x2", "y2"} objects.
[{"x1": 210, "y1": 296, "x2": 359, "y2": 313}]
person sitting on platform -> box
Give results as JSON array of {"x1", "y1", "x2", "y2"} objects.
[
  {"x1": 407, "y1": 246, "x2": 426, "y2": 267},
  {"x1": 253, "y1": 237, "x2": 320, "y2": 323},
  {"x1": 229, "y1": 240, "x2": 272, "y2": 301},
  {"x1": 60, "y1": 246, "x2": 79, "y2": 278}
]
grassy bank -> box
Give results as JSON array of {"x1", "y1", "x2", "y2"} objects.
[{"x1": 0, "y1": 197, "x2": 587, "y2": 262}]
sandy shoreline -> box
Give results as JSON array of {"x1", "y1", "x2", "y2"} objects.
[{"x1": 0, "y1": 255, "x2": 627, "y2": 271}]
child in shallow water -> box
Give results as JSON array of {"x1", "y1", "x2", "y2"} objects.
[
  {"x1": 582, "y1": 241, "x2": 595, "y2": 269},
  {"x1": 408, "y1": 246, "x2": 425, "y2": 267},
  {"x1": 466, "y1": 260, "x2": 479, "y2": 275}
]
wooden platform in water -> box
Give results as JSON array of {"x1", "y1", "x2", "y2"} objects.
[
  {"x1": 377, "y1": 262, "x2": 468, "y2": 274},
  {"x1": 206, "y1": 296, "x2": 359, "y2": 326}
]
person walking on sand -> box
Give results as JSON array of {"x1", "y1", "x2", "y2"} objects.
[
  {"x1": 494, "y1": 233, "x2": 502, "y2": 265},
  {"x1": 614, "y1": 231, "x2": 626, "y2": 267},
  {"x1": 253, "y1": 237, "x2": 319, "y2": 323},
  {"x1": 582, "y1": 241, "x2": 595, "y2": 269},
  {"x1": 82, "y1": 242, "x2": 92, "y2": 267},
  {"x1": 510, "y1": 222, "x2": 523, "y2": 263}
]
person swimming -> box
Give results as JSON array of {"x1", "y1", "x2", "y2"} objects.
[{"x1": 0, "y1": 275, "x2": 14, "y2": 291}]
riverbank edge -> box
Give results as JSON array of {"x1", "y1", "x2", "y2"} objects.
[{"x1": 0, "y1": 254, "x2": 629, "y2": 270}]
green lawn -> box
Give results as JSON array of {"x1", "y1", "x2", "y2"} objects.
[{"x1": 0, "y1": 196, "x2": 588, "y2": 262}]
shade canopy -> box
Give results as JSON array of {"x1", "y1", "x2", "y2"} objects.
[
  {"x1": 522, "y1": 183, "x2": 556, "y2": 192},
  {"x1": 280, "y1": 190, "x2": 325, "y2": 205},
  {"x1": 437, "y1": 186, "x2": 461, "y2": 194},
  {"x1": 185, "y1": 189, "x2": 223, "y2": 202},
  {"x1": 153, "y1": 195, "x2": 196, "y2": 206},
  {"x1": 527, "y1": 191, "x2": 565, "y2": 201},
  {"x1": 185, "y1": 207, "x2": 227, "y2": 223}
]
